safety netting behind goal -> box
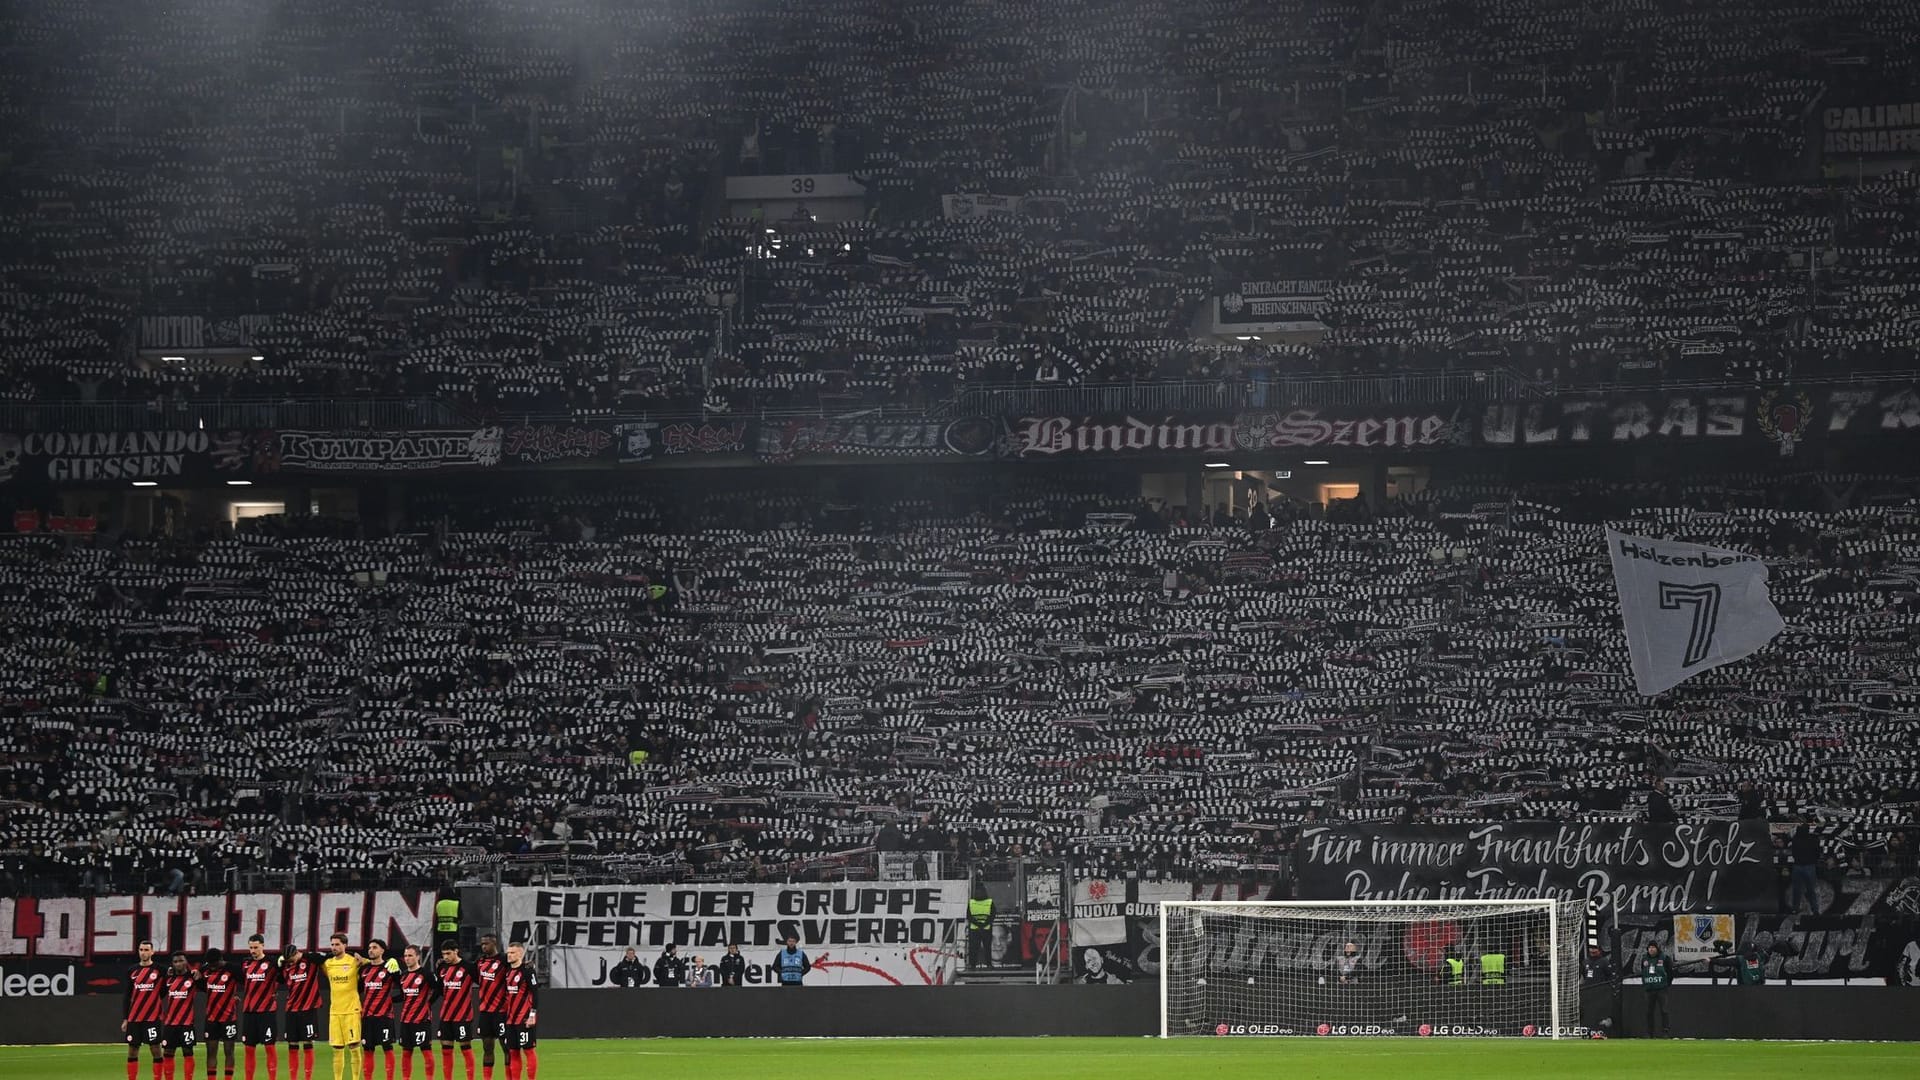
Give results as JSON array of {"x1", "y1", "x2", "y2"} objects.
[{"x1": 1161, "y1": 901, "x2": 1586, "y2": 1038}]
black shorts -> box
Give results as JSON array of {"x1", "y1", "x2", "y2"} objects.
[
  {"x1": 439, "y1": 1020, "x2": 473, "y2": 1044},
  {"x1": 205, "y1": 1019, "x2": 239, "y2": 1043},
  {"x1": 162, "y1": 1025, "x2": 198, "y2": 1052},
  {"x1": 476, "y1": 1013, "x2": 506, "y2": 1041},
  {"x1": 503, "y1": 1025, "x2": 536, "y2": 1050},
  {"x1": 361, "y1": 1016, "x2": 395, "y2": 1049},
  {"x1": 397, "y1": 1023, "x2": 434, "y2": 1050},
  {"x1": 127, "y1": 1023, "x2": 164, "y2": 1049},
  {"x1": 287, "y1": 1010, "x2": 321, "y2": 1043},
  {"x1": 240, "y1": 1012, "x2": 276, "y2": 1046}
]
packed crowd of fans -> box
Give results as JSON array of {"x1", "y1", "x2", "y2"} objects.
[
  {"x1": 4, "y1": 0, "x2": 1920, "y2": 420},
  {"x1": 1, "y1": 468, "x2": 1916, "y2": 899}
]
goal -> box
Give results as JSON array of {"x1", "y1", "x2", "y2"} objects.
[{"x1": 1160, "y1": 899, "x2": 1586, "y2": 1039}]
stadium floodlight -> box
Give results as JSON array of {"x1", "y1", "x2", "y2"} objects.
[
  {"x1": 1204, "y1": 462, "x2": 1233, "y2": 469},
  {"x1": 1159, "y1": 900, "x2": 1586, "y2": 1039},
  {"x1": 1303, "y1": 459, "x2": 1330, "y2": 465}
]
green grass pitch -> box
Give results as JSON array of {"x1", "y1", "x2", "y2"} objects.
[{"x1": 7, "y1": 1038, "x2": 1920, "y2": 1080}]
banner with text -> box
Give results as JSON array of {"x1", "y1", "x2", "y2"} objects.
[
  {"x1": 1670, "y1": 913, "x2": 1737, "y2": 967},
  {"x1": 1294, "y1": 822, "x2": 1775, "y2": 914},
  {"x1": 1213, "y1": 278, "x2": 1332, "y2": 336},
  {"x1": 1003, "y1": 415, "x2": 1240, "y2": 459},
  {"x1": 1069, "y1": 878, "x2": 1188, "y2": 984},
  {"x1": 1233, "y1": 407, "x2": 1471, "y2": 452},
  {"x1": 0, "y1": 430, "x2": 268, "y2": 486},
  {"x1": 273, "y1": 429, "x2": 503, "y2": 473},
  {"x1": 610, "y1": 420, "x2": 752, "y2": 463},
  {"x1": 1821, "y1": 99, "x2": 1920, "y2": 157},
  {"x1": 137, "y1": 314, "x2": 282, "y2": 352},
  {"x1": 1003, "y1": 386, "x2": 1920, "y2": 460},
  {"x1": 1607, "y1": 528, "x2": 1786, "y2": 696},
  {"x1": 11, "y1": 382, "x2": 1920, "y2": 487},
  {"x1": 502, "y1": 423, "x2": 618, "y2": 465},
  {"x1": 1476, "y1": 384, "x2": 1920, "y2": 454},
  {"x1": 759, "y1": 417, "x2": 998, "y2": 462},
  {"x1": 0, "y1": 891, "x2": 435, "y2": 975},
  {"x1": 501, "y1": 883, "x2": 966, "y2": 987},
  {"x1": 941, "y1": 194, "x2": 1024, "y2": 220}
]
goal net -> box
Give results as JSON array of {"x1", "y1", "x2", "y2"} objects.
[{"x1": 1160, "y1": 900, "x2": 1585, "y2": 1039}]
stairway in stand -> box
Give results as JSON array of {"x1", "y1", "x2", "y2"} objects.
[{"x1": 954, "y1": 968, "x2": 1050, "y2": 986}]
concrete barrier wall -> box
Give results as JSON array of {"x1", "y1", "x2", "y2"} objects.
[
  {"x1": 1613, "y1": 986, "x2": 1920, "y2": 1041},
  {"x1": 541, "y1": 985, "x2": 1161, "y2": 1038},
  {"x1": 5, "y1": 985, "x2": 1914, "y2": 1044}
]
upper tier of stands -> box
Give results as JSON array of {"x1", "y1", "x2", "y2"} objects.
[{"x1": 4, "y1": 0, "x2": 1920, "y2": 420}]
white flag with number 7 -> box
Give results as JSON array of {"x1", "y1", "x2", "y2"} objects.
[{"x1": 1605, "y1": 529, "x2": 1786, "y2": 696}]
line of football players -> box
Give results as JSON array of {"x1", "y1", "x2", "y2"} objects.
[{"x1": 123, "y1": 934, "x2": 538, "y2": 1080}]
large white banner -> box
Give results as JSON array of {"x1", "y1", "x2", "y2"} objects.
[
  {"x1": 1606, "y1": 529, "x2": 1786, "y2": 696},
  {"x1": 502, "y1": 883, "x2": 965, "y2": 988}
]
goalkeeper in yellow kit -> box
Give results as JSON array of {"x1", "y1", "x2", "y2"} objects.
[{"x1": 322, "y1": 933, "x2": 396, "y2": 1080}]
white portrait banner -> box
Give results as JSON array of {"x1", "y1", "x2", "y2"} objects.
[{"x1": 502, "y1": 883, "x2": 966, "y2": 988}]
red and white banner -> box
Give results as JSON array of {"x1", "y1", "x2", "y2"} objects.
[
  {"x1": 0, "y1": 891, "x2": 436, "y2": 959},
  {"x1": 503, "y1": 883, "x2": 965, "y2": 988}
]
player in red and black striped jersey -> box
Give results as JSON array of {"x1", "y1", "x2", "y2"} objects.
[
  {"x1": 499, "y1": 944, "x2": 537, "y2": 1080},
  {"x1": 125, "y1": 940, "x2": 167, "y2": 1080},
  {"x1": 162, "y1": 954, "x2": 202, "y2": 1080},
  {"x1": 200, "y1": 949, "x2": 240, "y2": 1080},
  {"x1": 471, "y1": 937, "x2": 507, "y2": 1080},
  {"x1": 435, "y1": 941, "x2": 477, "y2": 1080},
  {"x1": 238, "y1": 935, "x2": 280, "y2": 1080},
  {"x1": 360, "y1": 940, "x2": 401, "y2": 1080},
  {"x1": 393, "y1": 947, "x2": 439, "y2": 1080},
  {"x1": 279, "y1": 944, "x2": 324, "y2": 1080}
]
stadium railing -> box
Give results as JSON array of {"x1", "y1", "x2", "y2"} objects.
[
  {"x1": 1541, "y1": 367, "x2": 1920, "y2": 396},
  {"x1": 14, "y1": 367, "x2": 1915, "y2": 436},
  {"x1": 0, "y1": 396, "x2": 464, "y2": 432},
  {"x1": 931, "y1": 369, "x2": 1531, "y2": 418}
]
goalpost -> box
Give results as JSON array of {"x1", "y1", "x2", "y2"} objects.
[{"x1": 1160, "y1": 899, "x2": 1587, "y2": 1039}]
